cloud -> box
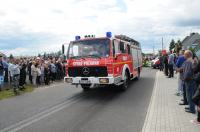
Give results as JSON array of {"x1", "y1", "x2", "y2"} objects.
[
  {"x1": 0, "y1": 0, "x2": 200, "y2": 55},
  {"x1": 0, "y1": 11, "x2": 6, "y2": 16},
  {"x1": 175, "y1": 18, "x2": 200, "y2": 27},
  {"x1": 0, "y1": 22, "x2": 66, "y2": 56}
]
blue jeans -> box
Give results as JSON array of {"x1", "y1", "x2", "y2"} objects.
[
  {"x1": 182, "y1": 81, "x2": 188, "y2": 104},
  {"x1": 12, "y1": 75, "x2": 20, "y2": 92},
  {"x1": 185, "y1": 80, "x2": 196, "y2": 113},
  {"x1": 0, "y1": 75, "x2": 4, "y2": 89}
]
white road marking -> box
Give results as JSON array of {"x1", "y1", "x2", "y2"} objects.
[
  {"x1": 33, "y1": 83, "x2": 65, "y2": 92},
  {"x1": 0, "y1": 94, "x2": 84, "y2": 132}
]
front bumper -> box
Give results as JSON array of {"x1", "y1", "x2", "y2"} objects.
[{"x1": 64, "y1": 76, "x2": 121, "y2": 85}]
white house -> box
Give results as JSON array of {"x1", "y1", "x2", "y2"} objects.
[
  {"x1": 0, "y1": 52, "x2": 6, "y2": 58},
  {"x1": 182, "y1": 33, "x2": 200, "y2": 50}
]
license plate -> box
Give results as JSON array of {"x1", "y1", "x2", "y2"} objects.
[{"x1": 80, "y1": 80, "x2": 90, "y2": 84}]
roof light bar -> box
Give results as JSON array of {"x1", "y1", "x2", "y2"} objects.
[
  {"x1": 106, "y1": 32, "x2": 112, "y2": 38},
  {"x1": 75, "y1": 36, "x2": 81, "y2": 40}
]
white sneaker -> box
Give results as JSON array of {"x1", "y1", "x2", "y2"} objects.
[{"x1": 190, "y1": 119, "x2": 200, "y2": 125}]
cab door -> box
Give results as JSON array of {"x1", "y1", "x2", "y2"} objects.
[
  {"x1": 113, "y1": 40, "x2": 130, "y2": 77},
  {"x1": 113, "y1": 39, "x2": 121, "y2": 77},
  {"x1": 131, "y1": 48, "x2": 138, "y2": 76}
]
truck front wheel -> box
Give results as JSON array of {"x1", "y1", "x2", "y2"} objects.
[
  {"x1": 135, "y1": 68, "x2": 140, "y2": 80},
  {"x1": 119, "y1": 71, "x2": 129, "y2": 91}
]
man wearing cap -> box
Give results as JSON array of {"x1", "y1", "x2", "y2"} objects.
[{"x1": 0, "y1": 55, "x2": 5, "y2": 91}]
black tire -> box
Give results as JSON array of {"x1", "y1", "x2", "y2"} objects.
[
  {"x1": 135, "y1": 68, "x2": 140, "y2": 80},
  {"x1": 81, "y1": 84, "x2": 91, "y2": 91},
  {"x1": 119, "y1": 71, "x2": 129, "y2": 91}
]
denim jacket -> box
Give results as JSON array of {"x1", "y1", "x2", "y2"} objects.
[{"x1": 182, "y1": 58, "x2": 194, "y2": 82}]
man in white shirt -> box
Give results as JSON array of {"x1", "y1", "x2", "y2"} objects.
[{"x1": 8, "y1": 59, "x2": 20, "y2": 94}]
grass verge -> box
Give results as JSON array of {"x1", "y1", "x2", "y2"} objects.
[{"x1": 0, "y1": 84, "x2": 35, "y2": 100}]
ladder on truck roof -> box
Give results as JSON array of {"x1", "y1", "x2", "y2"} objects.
[{"x1": 114, "y1": 35, "x2": 140, "y2": 47}]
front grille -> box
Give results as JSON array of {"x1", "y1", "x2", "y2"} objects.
[{"x1": 68, "y1": 67, "x2": 108, "y2": 77}]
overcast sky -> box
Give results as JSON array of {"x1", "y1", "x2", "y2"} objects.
[{"x1": 0, "y1": 0, "x2": 200, "y2": 56}]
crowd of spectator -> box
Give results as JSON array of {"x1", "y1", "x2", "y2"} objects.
[
  {"x1": 0, "y1": 54, "x2": 66, "y2": 94},
  {"x1": 158, "y1": 50, "x2": 200, "y2": 125}
]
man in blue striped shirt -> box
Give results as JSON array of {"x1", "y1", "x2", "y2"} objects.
[{"x1": 176, "y1": 50, "x2": 187, "y2": 105}]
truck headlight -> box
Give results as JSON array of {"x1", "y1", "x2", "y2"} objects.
[
  {"x1": 65, "y1": 78, "x2": 73, "y2": 83},
  {"x1": 99, "y1": 78, "x2": 109, "y2": 84}
]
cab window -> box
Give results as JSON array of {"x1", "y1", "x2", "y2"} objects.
[
  {"x1": 119, "y1": 41, "x2": 126, "y2": 53},
  {"x1": 113, "y1": 40, "x2": 120, "y2": 54},
  {"x1": 127, "y1": 45, "x2": 131, "y2": 54}
]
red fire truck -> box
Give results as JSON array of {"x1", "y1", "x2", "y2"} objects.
[{"x1": 64, "y1": 32, "x2": 142, "y2": 91}]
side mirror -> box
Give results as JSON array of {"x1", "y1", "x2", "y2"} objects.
[
  {"x1": 62, "y1": 44, "x2": 65, "y2": 54},
  {"x1": 119, "y1": 42, "x2": 124, "y2": 52},
  {"x1": 114, "y1": 53, "x2": 120, "y2": 60},
  {"x1": 114, "y1": 54, "x2": 117, "y2": 60}
]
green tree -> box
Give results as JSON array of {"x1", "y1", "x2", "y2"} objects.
[
  {"x1": 9, "y1": 54, "x2": 14, "y2": 59},
  {"x1": 169, "y1": 39, "x2": 175, "y2": 52},
  {"x1": 142, "y1": 52, "x2": 145, "y2": 57},
  {"x1": 43, "y1": 52, "x2": 47, "y2": 58},
  {"x1": 158, "y1": 50, "x2": 162, "y2": 55},
  {"x1": 57, "y1": 50, "x2": 62, "y2": 56},
  {"x1": 174, "y1": 40, "x2": 182, "y2": 54},
  {"x1": 189, "y1": 47, "x2": 196, "y2": 57}
]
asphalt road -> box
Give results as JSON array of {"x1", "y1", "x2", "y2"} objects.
[{"x1": 0, "y1": 68, "x2": 157, "y2": 132}]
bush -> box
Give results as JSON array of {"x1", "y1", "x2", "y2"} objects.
[{"x1": 143, "y1": 60, "x2": 150, "y2": 67}]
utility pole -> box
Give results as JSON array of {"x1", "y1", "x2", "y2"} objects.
[
  {"x1": 162, "y1": 37, "x2": 163, "y2": 50},
  {"x1": 153, "y1": 44, "x2": 155, "y2": 55}
]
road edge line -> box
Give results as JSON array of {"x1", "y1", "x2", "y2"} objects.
[{"x1": 141, "y1": 71, "x2": 159, "y2": 132}]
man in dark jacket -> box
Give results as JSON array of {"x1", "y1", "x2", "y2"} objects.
[
  {"x1": 44, "y1": 64, "x2": 50, "y2": 85},
  {"x1": 56, "y1": 60, "x2": 64, "y2": 80},
  {"x1": 28, "y1": 61, "x2": 32, "y2": 84},
  {"x1": 191, "y1": 59, "x2": 200, "y2": 124},
  {"x1": 182, "y1": 50, "x2": 196, "y2": 114},
  {"x1": 163, "y1": 54, "x2": 168, "y2": 76},
  {"x1": 3, "y1": 59, "x2": 8, "y2": 83},
  {"x1": 19, "y1": 63, "x2": 27, "y2": 90},
  {"x1": 168, "y1": 51, "x2": 175, "y2": 78},
  {"x1": 159, "y1": 55, "x2": 164, "y2": 71}
]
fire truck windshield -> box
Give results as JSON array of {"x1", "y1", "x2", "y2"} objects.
[{"x1": 67, "y1": 39, "x2": 110, "y2": 59}]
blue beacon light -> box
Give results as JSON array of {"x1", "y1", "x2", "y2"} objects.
[
  {"x1": 106, "y1": 32, "x2": 112, "y2": 38},
  {"x1": 75, "y1": 36, "x2": 81, "y2": 40}
]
